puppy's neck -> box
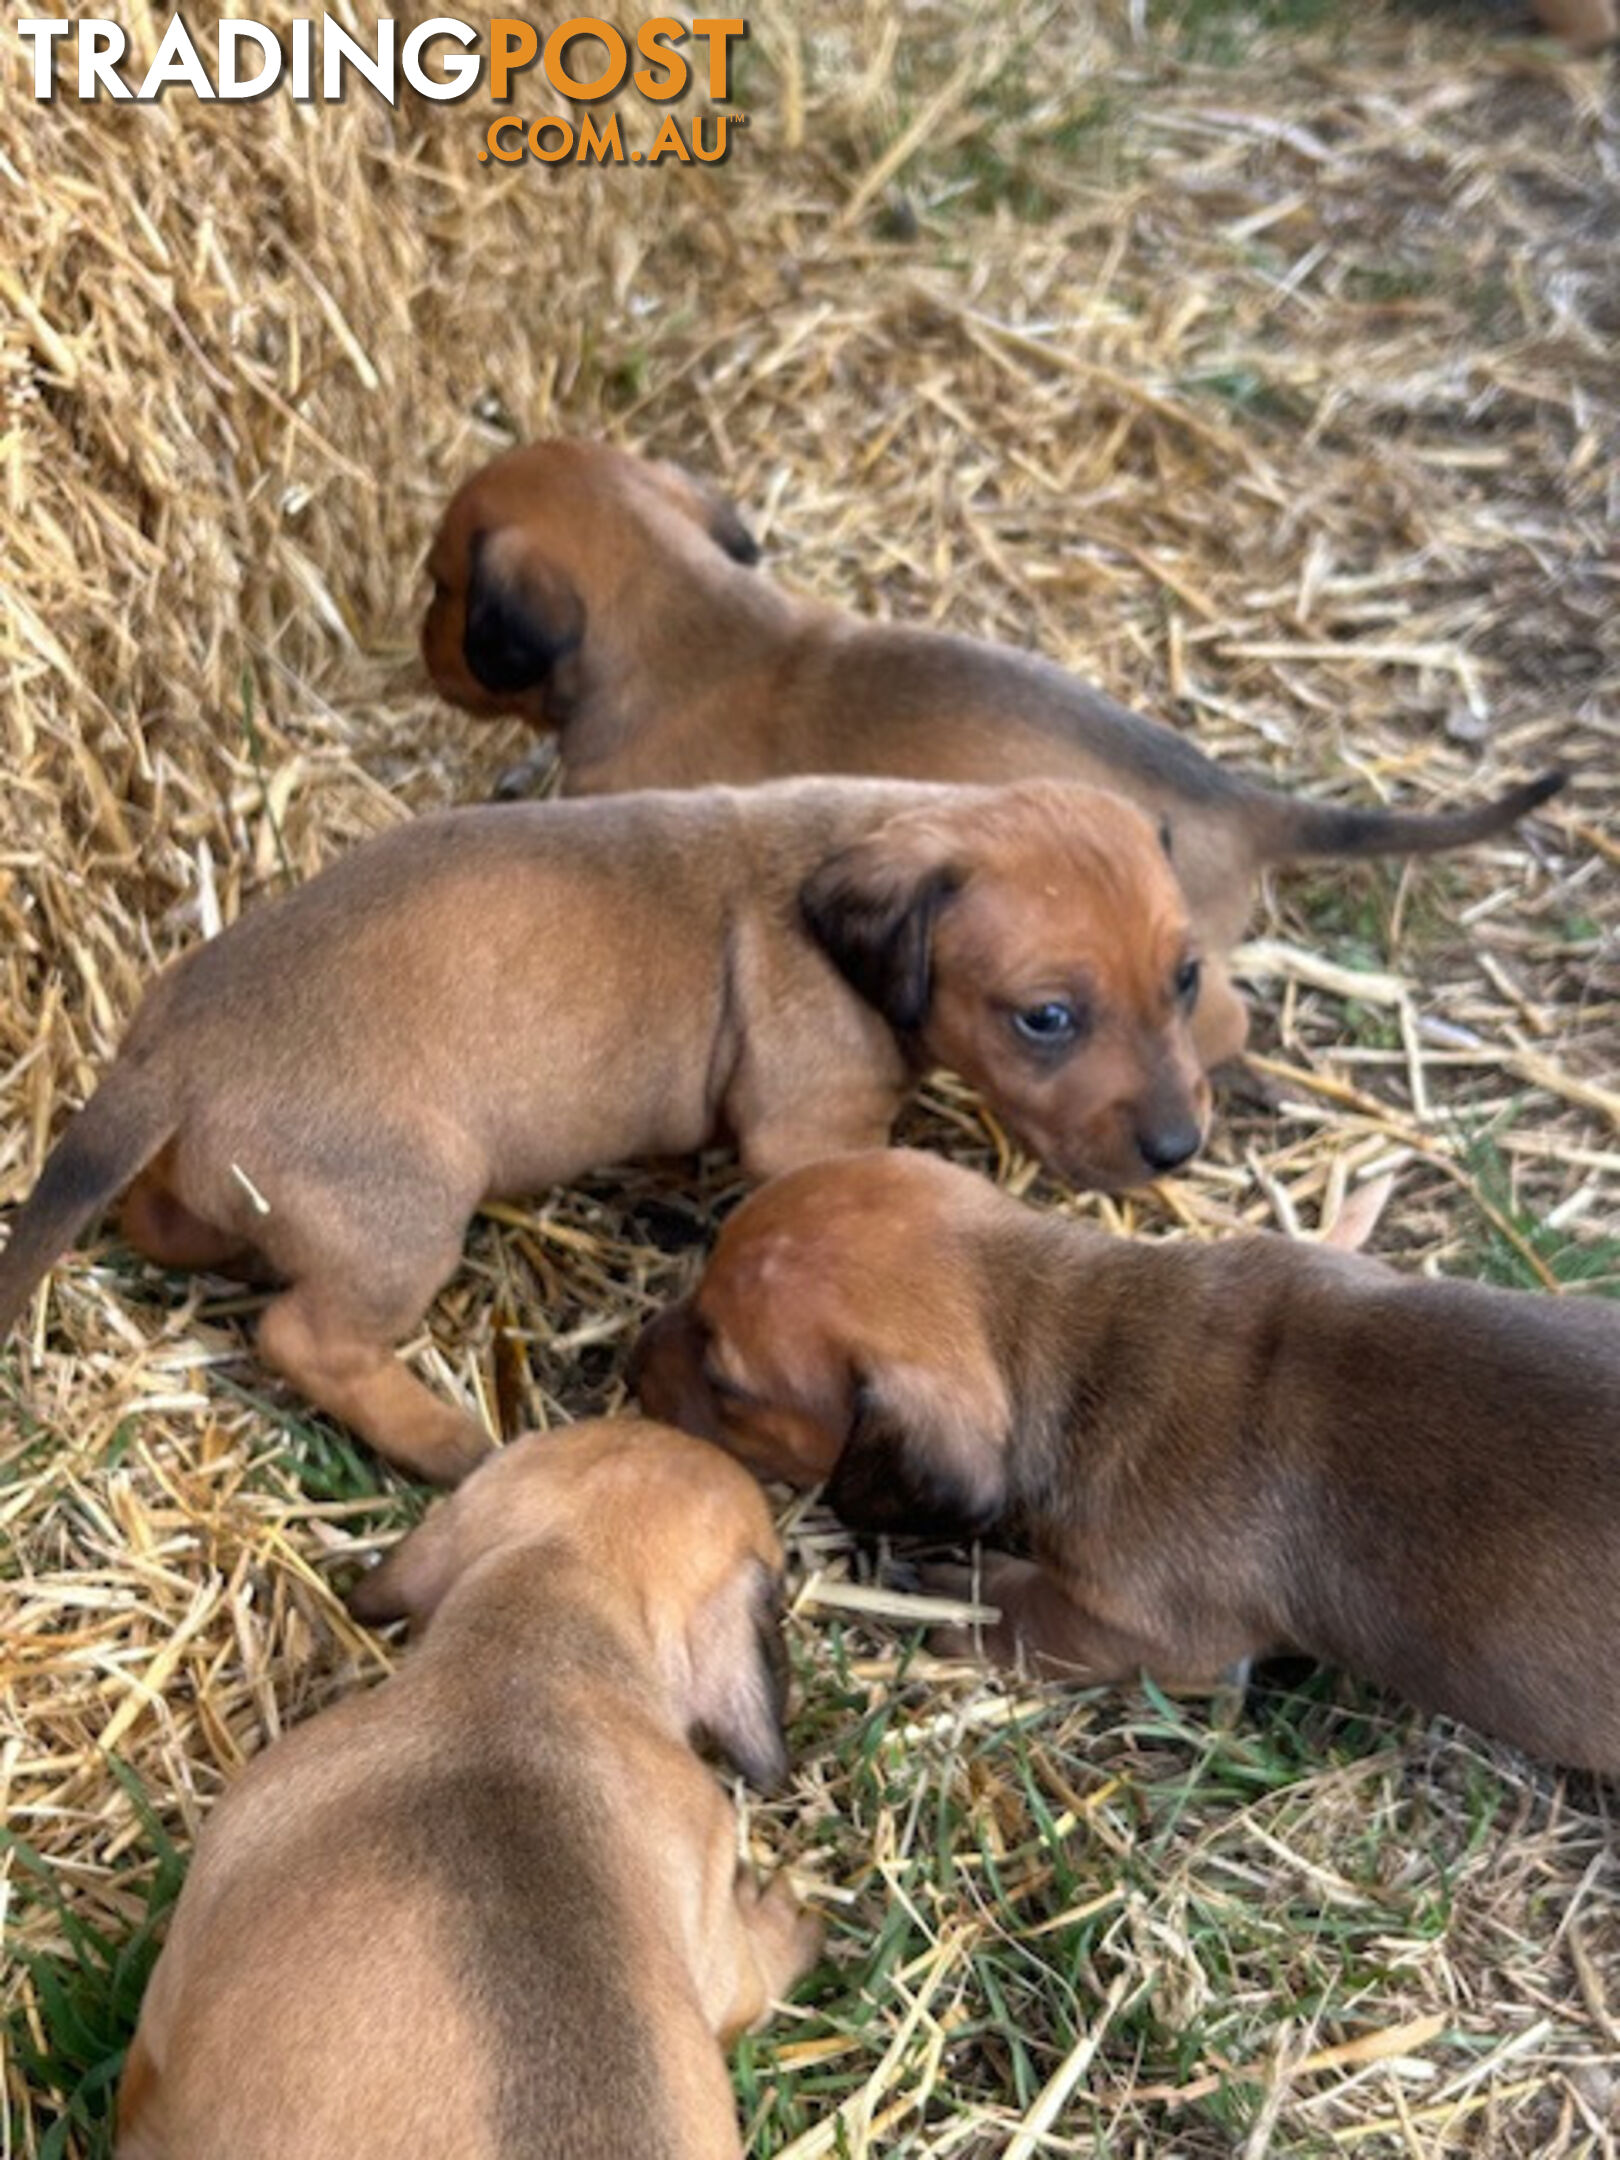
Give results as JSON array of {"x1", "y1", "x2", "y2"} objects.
[
  {"x1": 983, "y1": 1218, "x2": 1189, "y2": 1517},
  {"x1": 989, "y1": 1223, "x2": 1354, "y2": 1543},
  {"x1": 563, "y1": 532, "x2": 816, "y2": 781},
  {"x1": 417, "y1": 1543, "x2": 677, "y2": 1743}
]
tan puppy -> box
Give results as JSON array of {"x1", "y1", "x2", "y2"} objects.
[
  {"x1": 635, "y1": 1151, "x2": 1620, "y2": 1774},
  {"x1": 116, "y1": 1418, "x2": 820, "y2": 2160},
  {"x1": 422, "y1": 439, "x2": 1564, "y2": 1012},
  {"x1": 0, "y1": 777, "x2": 1208, "y2": 1483}
]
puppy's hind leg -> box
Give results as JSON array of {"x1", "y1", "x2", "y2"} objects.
[
  {"x1": 121, "y1": 1157, "x2": 261, "y2": 1277},
  {"x1": 246, "y1": 1129, "x2": 498, "y2": 1482},
  {"x1": 257, "y1": 1273, "x2": 492, "y2": 1486}
]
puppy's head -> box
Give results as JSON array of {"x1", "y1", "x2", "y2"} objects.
[
  {"x1": 349, "y1": 1417, "x2": 791, "y2": 1789},
  {"x1": 634, "y1": 1153, "x2": 1018, "y2": 1541},
  {"x1": 801, "y1": 783, "x2": 1211, "y2": 1191},
  {"x1": 421, "y1": 438, "x2": 760, "y2": 728}
]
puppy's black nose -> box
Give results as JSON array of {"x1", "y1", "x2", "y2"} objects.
[{"x1": 1138, "y1": 1125, "x2": 1200, "y2": 1174}]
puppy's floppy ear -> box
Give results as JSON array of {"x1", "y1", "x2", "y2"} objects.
[
  {"x1": 658, "y1": 460, "x2": 762, "y2": 567},
  {"x1": 698, "y1": 483, "x2": 761, "y2": 568},
  {"x1": 800, "y1": 837, "x2": 963, "y2": 1034},
  {"x1": 630, "y1": 1298, "x2": 723, "y2": 1441},
  {"x1": 348, "y1": 1503, "x2": 461, "y2": 1628},
  {"x1": 462, "y1": 528, "x2": 586, "y2": 698},
  {"x1": 684, "y1": 1558, "x2": 791, "y2": 1792},
  {"x1": 822, "y1": 1363, "x2": 1010, "y2": 1540}
]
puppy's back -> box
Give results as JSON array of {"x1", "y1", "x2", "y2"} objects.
[
  {"x1": 1169, "y1": 1239, "x2": 1620, "y2": 1768},
  {"x1": 121, "y1": 1690, "x2": 713, "y2": 2160}
]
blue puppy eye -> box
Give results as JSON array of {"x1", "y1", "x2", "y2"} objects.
[
  {"x1": 1175, "y1": 957, "x2": 1202, "y2": 1005},
  {"x1": 1012, "y1": 1000, "x2": 1080, "y2": 1045}
]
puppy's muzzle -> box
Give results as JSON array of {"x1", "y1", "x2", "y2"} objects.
[{"x1": 1136, "y1": 1120, "x2": 1201, "y2": 1175}]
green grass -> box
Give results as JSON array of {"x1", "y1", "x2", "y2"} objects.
[
  {"x1": 817, "y1": 13, "x2": 1131, "y2": 232},
  {"x1": 4, "y1": 1765, "x2": 185, "y2": 2160},
  {"x1": 1285, "y1": 861, "x2": 1467, "y2": 971},
  {"x1": 1452, "y1": 1130, "x2": 1620, "y2": 1297},
  {"x1": 942, "y1": 87, "x2": 1120, "y2": 223},
  {"x1": 1, "y1": 1619, "x2": 1575, "y2": 2157},
  {"x1": 214, "y1": 1371, "x2": 423, "y2": 1517},
  {"x1": 0, "y1": 1407, "x2": 59, "y2": 1493},
  {"x1": 1556, "y1": 913, "x2": 1602, "y2": 947},
  {"x1": 1342, "y1": 260, "x2": 1436, "y2": 306},
  {"x1": 734, "y1": 1635, "x2": 1509, "y2": 2155},
  {"x1": 1177, "y1": 363, "x2": 1310, "y2": 428},
  {"x1": 604, "y1": 343, "x2": 651, "y2": 405},
  {"x1": 1155, "y1": 0, "x2": 1341, "y2": 64}
]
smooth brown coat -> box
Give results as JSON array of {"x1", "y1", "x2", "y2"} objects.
[
  {"x1": 422, "y1": 437, "x2": 1563, "y2": 1055},
  {"x1": 116, "y1": 1419, "x2": 820, "y2": 2160},
  {"x1": 635, "y1": 1150, "x2": 1620, "y2": 1774},
  {"x1": 0, "y1": 778, "x2": 1207, "y2": 1481}
]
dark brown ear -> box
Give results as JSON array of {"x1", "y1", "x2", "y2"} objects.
[
  {"x1": 822, "y1": 1372, "x2": 1009, "y2": 1540},
  {"x1": 685, "y1": 1558, "x2": 791, "y2": 1791},
  {"x1": 348, "y1": 1503, "x2": 460, "y2": 1628},
  {"x1": 462, "y1": 528, "x2": 586, "y2": 697},
  {"x1": 800, "y1": 848, "x2": 962, "y2": 1033},
  {"x1": 629, "y1": 1299, "x2": 723, "y2": 1441},
  {"x1": 700, "y1": 484, "x2": 761, "y2": 567},
  {"x1": 658, "y1": 460, "x2": 762, "y2": 567}
]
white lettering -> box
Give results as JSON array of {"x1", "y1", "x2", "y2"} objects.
[
  {"x1": 16, "y1": 18, "x2": 71, "y2": 99},
  {"x1": 290, "y1": 16, "x2": 311, "y2": 97},
  {"x1": 402, "y1": 17, "x2": 480, "y2": 100},
  {"x1": 138, "y1": 13, "x2": 214, "y2": 97},
  {"x1": 322, "y1": 16, "x2": 395, "y2": 103},
  {"x1": 79, "y1": 19, "x2": 132, "y2": 99},
  {"x1": 218, "y1": 20, "x2": 281, "y2": 99}
]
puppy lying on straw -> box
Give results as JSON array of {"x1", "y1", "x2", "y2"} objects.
[
  {"x1": 117, "y1": 1419, "x2": 819, "y2": 2160},
  {"x1": 637, "y1": 1149, "x2": 1620, "y2": 1775},
  {"x1": 1, "y1": 777, "x2": 1208, "y2": 1481},
  {"x1": 423, "y1": 437, "x2": 1565, "y2": 1064}
]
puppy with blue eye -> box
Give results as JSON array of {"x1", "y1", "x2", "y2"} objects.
[
  {"x1": 0, "y1": 776, "x2": 1209, "y2": 1483},
  {"x1": 422, "y1": 437, "x2": 1565, "y2": 1071},
  {"x1": 635, "y1": 1150, "x2": 1620, "y2": 1776}
]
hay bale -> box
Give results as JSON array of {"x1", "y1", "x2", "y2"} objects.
[{"x1": 3, "y1": 4, "x2": 1615, "y2": 2154}]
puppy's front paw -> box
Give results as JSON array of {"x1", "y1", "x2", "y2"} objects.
[
  {"x1": 744, "y1": 1872, "x2": 823, "y2": 1997},
  {"x1": 769, "y1": 1877, "x2": 825, "y2": 1987}
]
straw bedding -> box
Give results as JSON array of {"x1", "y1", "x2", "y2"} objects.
[{"x1": 2, "y1": 2, "x2": 1616, "y2": 2153}]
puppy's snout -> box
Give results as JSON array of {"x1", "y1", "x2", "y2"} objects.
[{"x1": 1137, "y1": 1122, "x2": 1201, "y2": 1175}]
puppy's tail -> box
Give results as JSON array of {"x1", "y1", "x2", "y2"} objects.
[
  {"x1": 0, "y1": 1059, "x2": 177, "y2": 1341},
  {"x1": 1253, "y1": 768, "x2": 1567, "y2": 866}
]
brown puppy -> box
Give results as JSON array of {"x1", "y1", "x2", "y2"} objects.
[
  {"x1": 635, "y1": 1151, "x2": 1620, "y2": 1775},
  {"x1": 0, "y1": 777, "x2": 1208, "y2": 1483},
  {"x1": 116, "y1": 1418, "x2": 820, "y2": 2160},
  {"x1": 422, "y1": 439, "x2": 1564, "y2": 1015}
]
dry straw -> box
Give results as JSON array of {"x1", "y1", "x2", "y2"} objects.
[{"x1": 2, "y1": 1, "x2": 1616, "y2": 2154}]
